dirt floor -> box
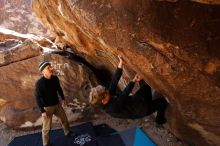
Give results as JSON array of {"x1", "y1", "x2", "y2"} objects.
[{"x1": 0, "y1": 110, "x2": 188, "y2": 146}]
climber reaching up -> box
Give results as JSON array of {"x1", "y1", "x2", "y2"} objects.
[{"x1": 89, "y1": 55, "x2": 168, "y2": 125}]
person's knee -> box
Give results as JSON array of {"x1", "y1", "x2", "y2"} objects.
[
  {"x1": 42, "y1": 129, "x2": 50, "y2": 134},
  {"x1": 159, "y1": 98, "x2": 168, "y2": 110},
  {"x1": 163, "y1": 98, "x2": 168, "y2": 105},
  {"x1": 42, "y1": 123, "x2": 51, "y2": 131},
  {"x1": 152, "y1": 90, "x2": 164, "y2": 100},
  {"x1": 153, "y1": 98, "x2": 168, "y2": 110},
  {"x1": 158, "y1": 97, "x2": 166, "y2": 104}
]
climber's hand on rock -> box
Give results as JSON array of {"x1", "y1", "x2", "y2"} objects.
[
  {"x1": 132, "y1": 74, "x2": 142, "y2": 82},
  {"x1": 118, "y1": 55, "x2": 123, "y2": 68}
]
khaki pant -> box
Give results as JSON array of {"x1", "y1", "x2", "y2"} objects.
[{"x1": 42, "y1": 104, "x2": 70, "y2": 146}]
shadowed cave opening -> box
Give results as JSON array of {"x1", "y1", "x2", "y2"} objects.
[{"x1": 54, "y1": 51, "x2": 113, "y2": 88}]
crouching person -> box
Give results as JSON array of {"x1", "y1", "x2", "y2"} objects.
[
  {"x1": 35, "y1": 61, "x2": 75, "y2": 146},
  {"x1": 89, "y1": 56, "x2": 168, "y2": 125}
]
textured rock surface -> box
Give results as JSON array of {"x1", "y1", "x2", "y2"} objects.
[
  {"x1": 192, "y1": 0, "x2": 220, "y2": 4},
  {"x1": 33, "y1": 0, "x2": 220, "y2": 146},
  {"x1": 0, "y1": 39, "x2": 42, "y2": 66},
  {"x1": 0, "y1": 28, "x2": 54, "y2": 48},
  {"x1": 158, "y1": 0, "x2": 220, "y2": 4},
  {"x1": 0, "y1": 0, "x2": 50, "y2": 36},
  {"x1": 0, "y1": 38, "x2": 98, "y2": 129}
]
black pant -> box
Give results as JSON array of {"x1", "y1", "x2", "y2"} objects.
[
  {"x1": 106, "y1": 68, "x2": 167, "y2": 120},
  {"x1": 128, "y1": 80, "x2": 168, "y2": 120}
]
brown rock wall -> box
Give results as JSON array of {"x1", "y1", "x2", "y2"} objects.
[
  {"x1": 0, "y1": 0, "x2": 50, "y2": 36},
  {"x1": 32, "y1": 0, "x2": 220, "y2": 145}
]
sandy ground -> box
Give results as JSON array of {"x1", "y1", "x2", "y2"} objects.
[{"x1": 0, "y1": 110, "x2": 188, "y2": 146}]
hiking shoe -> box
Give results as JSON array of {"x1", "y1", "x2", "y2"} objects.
[{"x1": 155, "y1": 116, "x2": 167, "y2": 125}]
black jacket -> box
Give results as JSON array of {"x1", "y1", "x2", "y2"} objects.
[
  {"x1": 35, "y1": 75, "x2": 65, "y2": 113},
  {"x1": 103, "y1": 68, "x2": 154, "y2": 119},
  {"x1": 103, "y1": 68, "x2": 138, "y2": 118}
]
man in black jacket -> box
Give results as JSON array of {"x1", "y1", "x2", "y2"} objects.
[
  {"x1": 89, "y1": 56, "x2": 168, "y2": 124},
  {"x1": 35, "y1": 61, "x2": 74, "y2": 146}
]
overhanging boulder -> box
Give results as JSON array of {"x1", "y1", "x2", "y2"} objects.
[{"x1": 32, "y1": 0, "x2": 220, "y2": 145}]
